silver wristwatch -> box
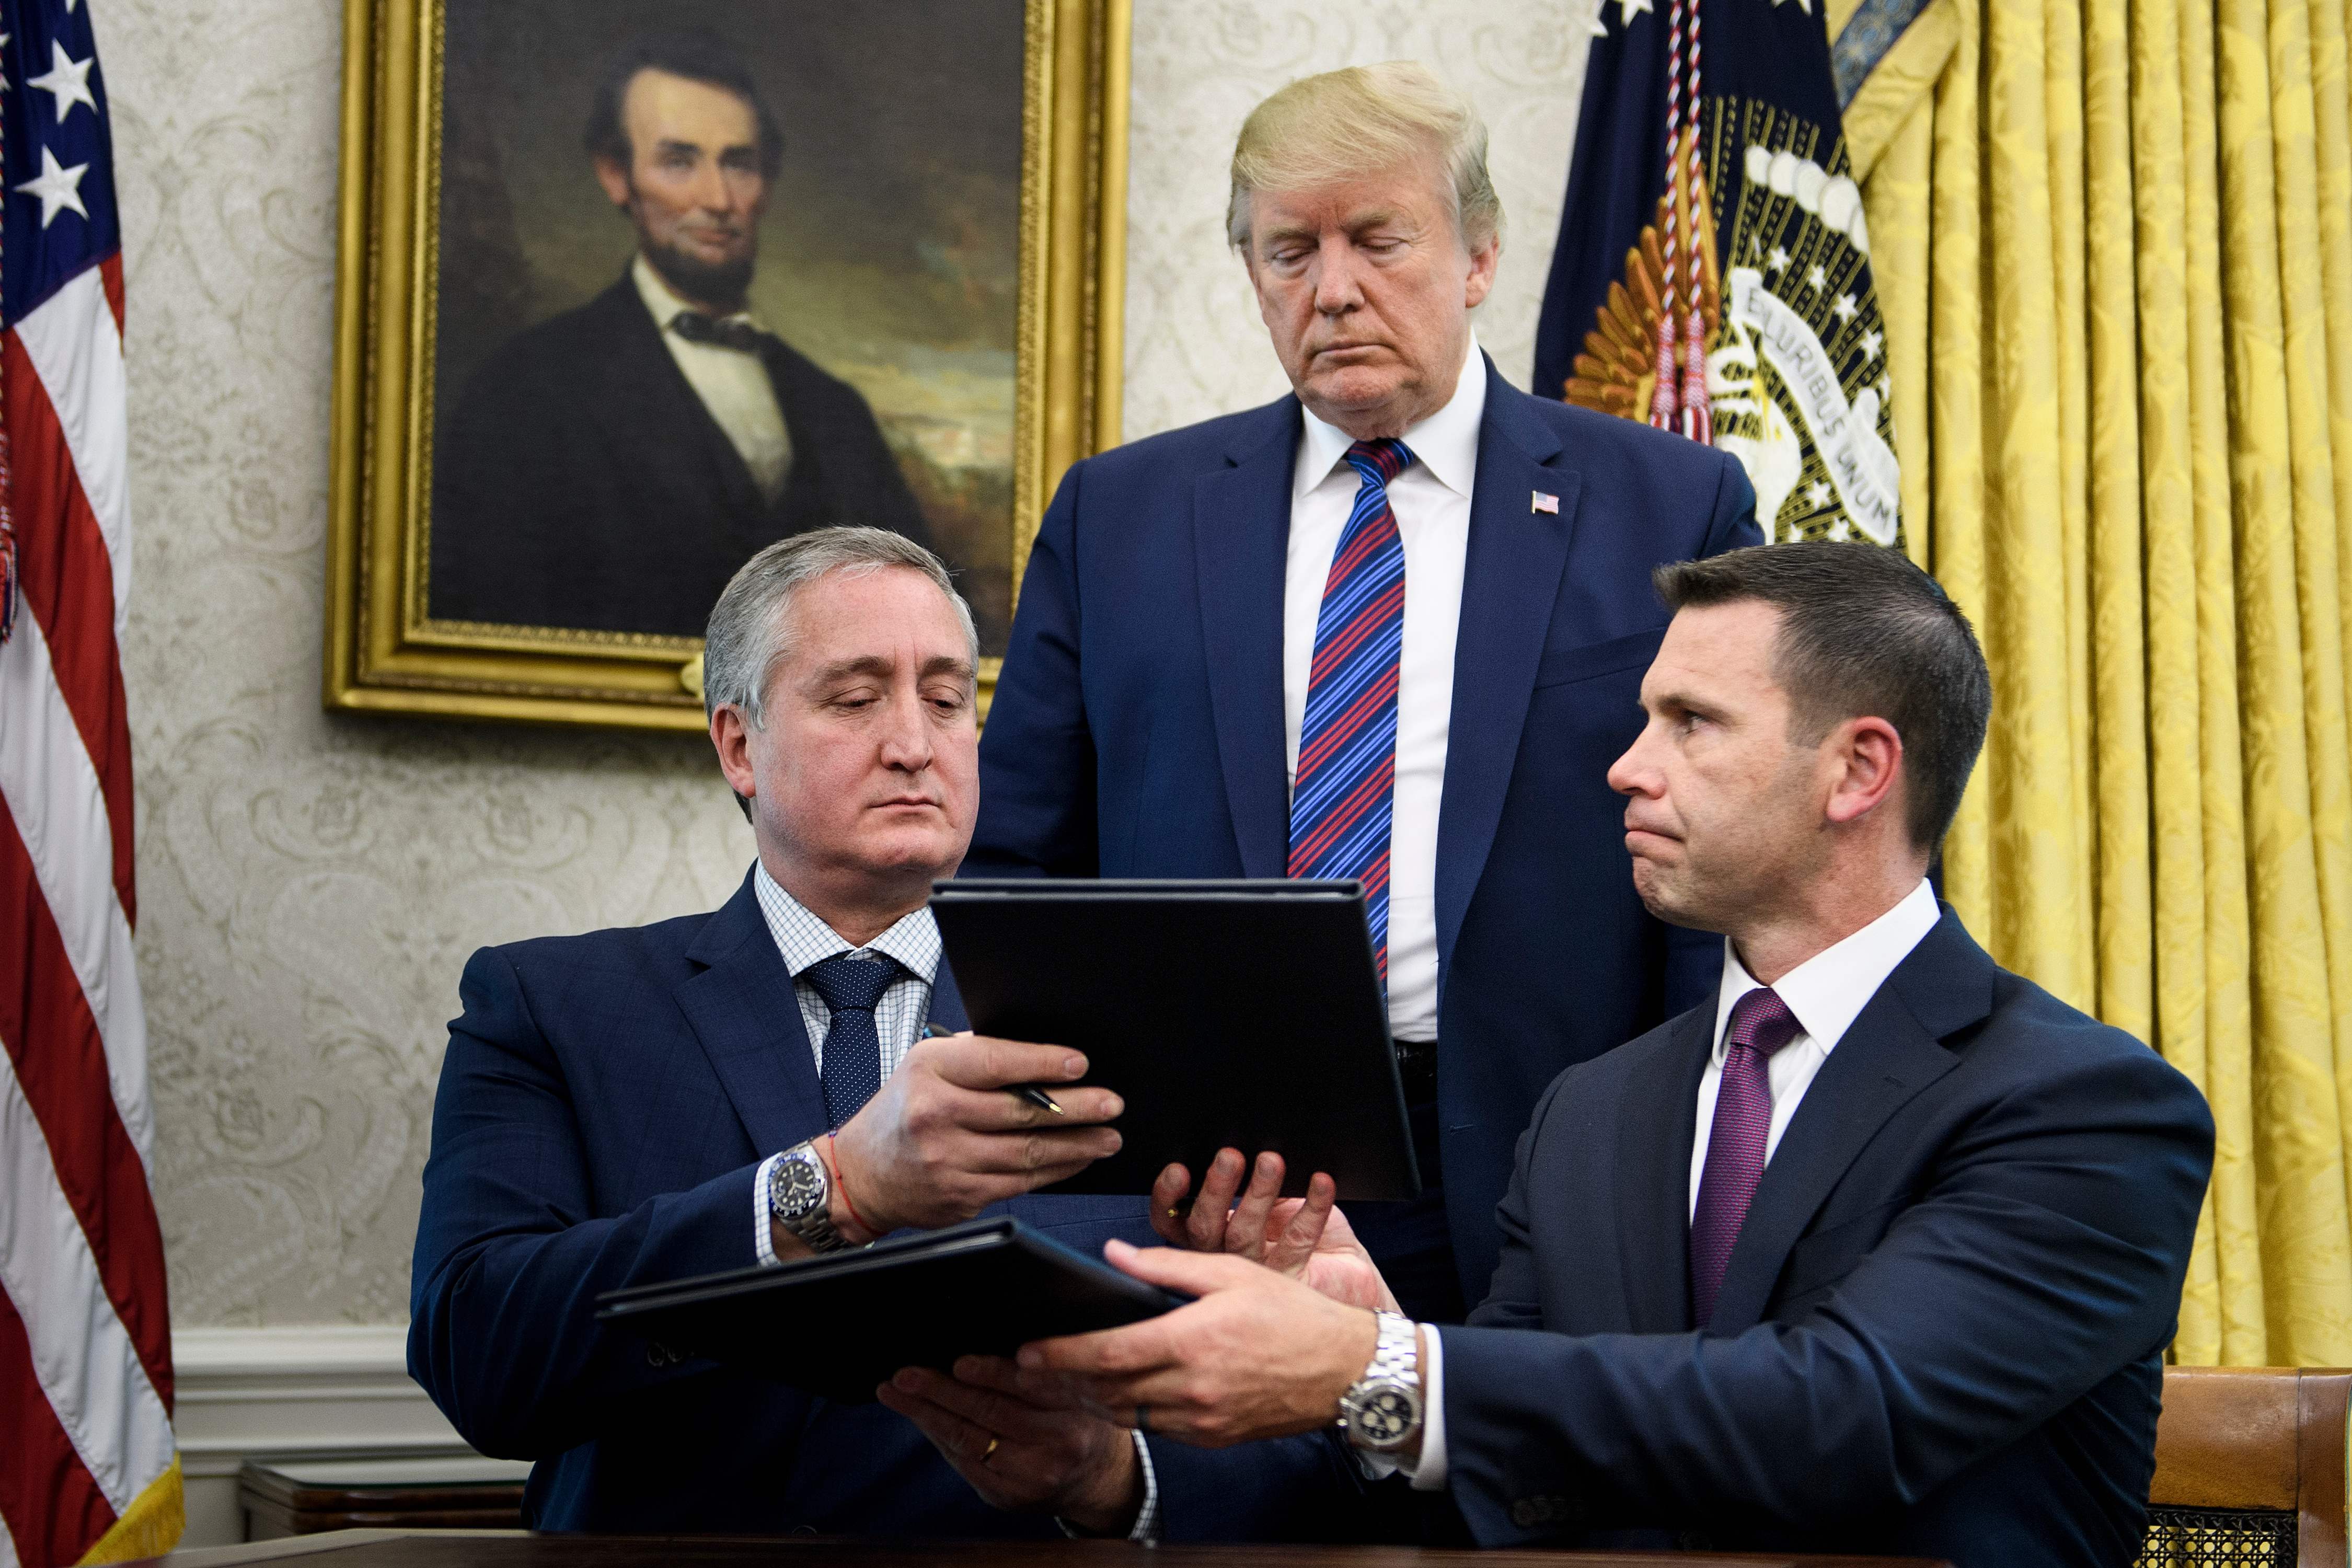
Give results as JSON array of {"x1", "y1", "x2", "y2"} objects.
[
  {"x1": 766, "y1": 1140, "x2": 850, "y2": 1254},
  {"x1": 1337, "y1": 1311, "x2": 1424, "y2": 1454}
]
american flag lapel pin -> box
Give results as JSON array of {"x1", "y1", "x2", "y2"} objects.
[{"x1": 1532, "y1": 490, "x2": 1560, "y2": 514}]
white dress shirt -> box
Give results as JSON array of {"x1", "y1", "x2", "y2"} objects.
[
  {"x1": 1283, "y1": 334, "x2": 1486, "y2": 1042},
  {"x1": 1687, "y1": 877, "x2": 1942, "y2": 1217},
  {"x1": 632, "y1": 256, "x2": 793, "y2": 503},
  {"x1": 1392, "y1": 878, "x2": 1942, "y2": 1493}
]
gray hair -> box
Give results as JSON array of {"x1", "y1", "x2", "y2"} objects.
[
  {"x1": 702, "y1": 526, "x2": 978, "y2": 729},
  {"x1": 1226, "y1": 62, "x2": 1503, "y2": 255}
]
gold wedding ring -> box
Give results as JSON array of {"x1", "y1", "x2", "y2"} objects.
[{"x1": 982, "y1": 1435, "x2": 1000, "y2": 1465}]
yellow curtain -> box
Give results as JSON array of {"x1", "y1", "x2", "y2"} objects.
[{"x1": 1846, "y1": 0, "x2": 2352, "y2": 1362}]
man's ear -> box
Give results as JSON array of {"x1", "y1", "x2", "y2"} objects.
[
  {"x1": 593, "y1": 154, "x2": 632, "y2": 210},
  {"x1": 1462, "y1": 232, "x2": 1502, "y2": 310},
  {"x1": 711, "y1": 706, "x2": 757, "y2": 805},
  {"x1": 1825, "y1": 716, "x2": 1904, "y2": 827}
]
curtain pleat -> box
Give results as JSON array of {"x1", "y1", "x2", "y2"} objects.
[{"x1": 1854, "y1": 0, "x2": 2352, "y2": 1362}]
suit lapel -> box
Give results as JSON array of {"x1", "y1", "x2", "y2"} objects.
[
  {"x1": 1193, "y1": 398, "x2": 1305, "y2": 879},
  {"x1": 1620, "y1": 1005, "x2": 1714, "y2": 1332},
  {"x1": 1705, "y1": 909, "x2": 1993, "y2": 1330},
  {"x1": 675, "y1": 871, "x2": 827, "y2": 1156},
  {"x1": 929, "y1": 956, "x2": 971, "y2": 1033},
  {"x1": 1433, "y1": 364, "x2": 1582, "y2": 971},
  {"x1": 582, "y1": 275, "x2": 766, "y2": 524}
]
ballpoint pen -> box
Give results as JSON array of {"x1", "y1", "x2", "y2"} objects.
[{"x1": 923, "y1": 1022, "x2": 1064, "y2": 1114}]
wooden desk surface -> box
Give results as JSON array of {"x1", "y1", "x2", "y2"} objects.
[{"x1": 133, "y1": 1527, "x2": 1950, "y2": 1568}]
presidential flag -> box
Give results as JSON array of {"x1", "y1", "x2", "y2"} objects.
[
  {"x1": 1534, "y1": 0, "x2": 1903, "y2": 548},
  {"x1": 0, "y1": 0, "x2": 181, "y2": 1563}
]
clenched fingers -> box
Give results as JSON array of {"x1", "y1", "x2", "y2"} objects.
[{"x1": 877, "y1": 1373, "x2": 1004, "y2": 1473}]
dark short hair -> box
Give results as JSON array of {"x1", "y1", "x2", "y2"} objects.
[
  {"x1": 1652, "y1": 541, "x2": 1991, "y2": 852},
  {"x1": 584, "y1": 31, "x2": 785, "y2": 182}
]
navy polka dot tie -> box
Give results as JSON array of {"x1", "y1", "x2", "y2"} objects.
[{"x1": 802, "y1": 954, "x2": 897, "y2": 1129}]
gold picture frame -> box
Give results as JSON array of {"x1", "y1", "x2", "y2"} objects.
[{"x1": 323, "y1": 0, "x2": 1128, "y2": 729}]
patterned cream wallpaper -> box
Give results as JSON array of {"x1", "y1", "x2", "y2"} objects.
[{"x1": 108, "y1": 0, "x2": 1593, "y2": 1327}]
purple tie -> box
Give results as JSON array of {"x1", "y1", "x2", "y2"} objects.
[{"x1": 1689, "y1": 986, "x2": 1804, "y2": 1324}]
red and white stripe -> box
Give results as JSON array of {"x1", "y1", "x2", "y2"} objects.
[{"x1": 0, "y1": 250, "x2": 177, "y2": 1565}]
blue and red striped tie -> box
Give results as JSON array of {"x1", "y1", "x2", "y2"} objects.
[{"x1": 1289, "y1": 437, "x2": 1415, "y2": 979}]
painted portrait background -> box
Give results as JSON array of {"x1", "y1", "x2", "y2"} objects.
[{"x1": 429, "y1": 0, "x2": 1026, "y2": 650}]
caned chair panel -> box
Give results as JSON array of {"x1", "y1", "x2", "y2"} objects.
[{"x1": 2137, "y1": 1368, "x2": 2350, "y2": 1568}]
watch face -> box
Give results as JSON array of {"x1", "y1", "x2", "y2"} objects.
[
  {"x1": 1350, "y1": 1381, "x2": 1421, "y2": 1446},
  {"x1": 772, "y1": 1154, "x2": 824, "y2": 1217}
]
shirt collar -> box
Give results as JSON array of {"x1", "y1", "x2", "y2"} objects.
[
  {"x1": 752, "y1": 860, "x2": 942, "y2": 984},
  {"x1": 1709, "y1": 877, "x2": 1942, "y2": 1065},
  {"x1": 1294, "y1": 332, "x2": 1487, "y2": 501},
  {"x1": 633, "y1": 253, "x2": 765, "y2": 338}
]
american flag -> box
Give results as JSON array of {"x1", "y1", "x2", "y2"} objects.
[{"x1": 0, "y1": 0, "x2": 180, "y2": 1562}]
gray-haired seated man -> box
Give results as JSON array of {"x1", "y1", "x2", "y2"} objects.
[{"x1": 409, "y1": 527, "x2": 1362, "y2": 1539}]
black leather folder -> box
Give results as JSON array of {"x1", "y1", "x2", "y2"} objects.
[
  {"x1": 594, "y1": 1217, "x2": 1183, "y2": 1403},
  {"x1": 929, "y1": 879, "x2": 1420, "y2": 1201}
]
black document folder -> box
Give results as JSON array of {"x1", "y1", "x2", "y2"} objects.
[
  {"x1": 595, "y1": 1217, "x2": 1182, "y2": 1403},
  {"x1": 930, "y1": 879, "x2": 1420, "y2": 1201}
]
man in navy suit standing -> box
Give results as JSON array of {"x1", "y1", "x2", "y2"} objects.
[
  {"x1": 408, "y1": 528, "x2": 1356, "y2": 1539},
  {"x1": 987, "y1": 543, "x2": 2214, "y2": 1566},
  {"x1": 969, "y1": 63, "x2": 1761, "y2": 1320}
]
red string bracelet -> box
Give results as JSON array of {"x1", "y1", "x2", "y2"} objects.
[{"x1": 825, "y1": 1132, "x2": 875, "y2": 1242}]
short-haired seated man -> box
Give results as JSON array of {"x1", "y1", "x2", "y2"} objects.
[
  {"x1": 408, "y1": 528, "x2": 1355, "y2": 1539},
  {"x1": 908, "y1": 541, "x2": 2215, "y2": 1567}
]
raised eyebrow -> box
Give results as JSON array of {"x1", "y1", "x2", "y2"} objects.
[{"x1": 652, "y1": 137, "x2": 704, "y2": 160}]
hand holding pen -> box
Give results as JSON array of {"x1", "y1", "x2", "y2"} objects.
[
  {"x1": 820, "y1": 1028, "x2": 1117, "y2": 1239},
  {"x1": 925, "y1": 1022, "x2": 1063, "y2": 1115}
]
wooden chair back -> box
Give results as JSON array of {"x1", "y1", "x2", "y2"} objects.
[{"x1": 2139, "y1": 1366, "x2": 2350, "y2": 1568}]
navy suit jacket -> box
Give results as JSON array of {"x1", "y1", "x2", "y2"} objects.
[
  {"x1": 429, "y1": 275, "x2": 929, "y2": 638},
  {"x1": 408, "y1": 871, "x2": 1355, "y2": 1537},
  {"x1": 1435, "y1": 908, "x2": 2215, "y2": 1565},
  {"x1": 971, "y1": 358, "x2": 1762, "y2": 1299}
]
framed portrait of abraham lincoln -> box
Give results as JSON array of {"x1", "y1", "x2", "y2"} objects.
[{"x1": 325, "y1": 0, "x2": 1129, "y2": 729}]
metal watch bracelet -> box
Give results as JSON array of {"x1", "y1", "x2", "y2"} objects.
[
  {"x1": 767, "y1": 1140, "x2": 851, "y2": 1254},
  {"x1": 1338, "y1": 1310, "x2": 1425, "y2": 1454}
]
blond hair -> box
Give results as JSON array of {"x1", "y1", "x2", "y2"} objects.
[{"x1": 1227, "y1": 62, "x2": 1502, "y2": 254}]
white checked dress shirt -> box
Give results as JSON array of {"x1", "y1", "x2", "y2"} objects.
[
  {"x1": 747, "y1": 863, "x2": 939, "y2": 1269},
  {"x1": 741, "y1": 863, "x2": 1160, "y2": 1538},
  {"x1": 1283, "y1": 333, "x2": 1486, "y2": 1043},
  {"x1": 1387, "y1": 878, "x2": 1942, "y2": 1491},
  {"x1": 632, "y1": 256, "x2": 793, "y2": 503}
]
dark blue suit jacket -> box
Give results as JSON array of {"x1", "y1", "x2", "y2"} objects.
[
  {"x1": 1436, "y1": 909, "x2": 2215, "y2": 1566},
  {"x1": 408, "y1": 872, "x2": 1356, "y2": 1537},
  {"x1": 971, "y1": 358, "x2": 1762, "y2": 1300}
]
